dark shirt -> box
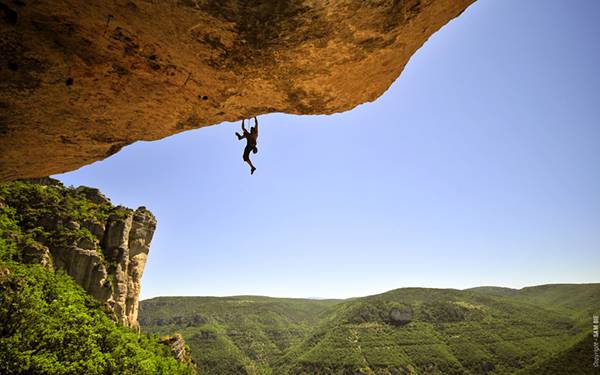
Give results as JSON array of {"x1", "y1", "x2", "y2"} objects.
[{"x1": 246, "y1": 129, "x2": 257, "y2": 147}]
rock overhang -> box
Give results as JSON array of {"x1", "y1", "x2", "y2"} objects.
[{"x1": 0, "y1": 0, "x2": 476, "y2": 182}]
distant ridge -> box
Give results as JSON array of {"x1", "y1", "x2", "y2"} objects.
[{"x1": 140, "y1": 283, "x2": 600, "y2": 374}]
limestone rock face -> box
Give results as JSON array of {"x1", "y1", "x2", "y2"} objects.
[
  {"x1": 388, "y1": 306, "x2": 412, "y2": 326},
  {"x1": 103, "y1": 207, "x2": 156, "y2": 329},
  {"x1": 48, "y1": 206, "x2": 155, "y2": 329},
  {"x1": 0, "y1": 0, "x2": 475, "y2": 182},
  {"x1": 52, "y1": 244, "x2": 113, "y2": 302},
  {"x1": 160, "y1": 333, "x2": 194, "y2": 366}
]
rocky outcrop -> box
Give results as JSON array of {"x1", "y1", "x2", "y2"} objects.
[
  {"x1": 160, "y1": 333, "x2": 193, "y2": 363},
  {"x1": 51, "y1": 205, "x2": 156, "y2": 329},
  {"x1": 0, "y1": 178, "x2": 156, "y2": 329},
  {"x1": 0, "y1": 0, "x2": 475, "y2": 182},
  {"x1": 102, "y1": 206, "x2": 156, "y2": 329},
  {"x1": 20, "y1": 241, "x2": 53, "y2": 269}
]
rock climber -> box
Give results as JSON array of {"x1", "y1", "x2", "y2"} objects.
[{"x1": 236, "y1": 116, "x2": 259, "y2": 175}]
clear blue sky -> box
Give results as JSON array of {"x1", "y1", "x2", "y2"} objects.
[{"x1": 56, "y1": 0, "x2": 600, "y2": 299}]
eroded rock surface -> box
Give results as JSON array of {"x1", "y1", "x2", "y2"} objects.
[
  {"x1": 0, "y1": 0, "x2": 475, "y2": 182},
  {"x1": 103, "y1": 206, "x2": 156, "y2": 329},
  {"x1": 53, "y1": 205, "x2": 156, "y2": 329},
  {"x1": 160, "y1": 333, "x2": 194, "y2": 364}
]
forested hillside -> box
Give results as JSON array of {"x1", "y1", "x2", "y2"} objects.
[{"x1": 141, "y1": 285, "x2": 600, "y2": 374}]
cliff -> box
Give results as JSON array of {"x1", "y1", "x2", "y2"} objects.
[
  {"x1": 0, "y1": 0, "x2": 475, "y2": 182},
  {"x1": 0, "y1": 178, "x2": 155, "y2": 329}
]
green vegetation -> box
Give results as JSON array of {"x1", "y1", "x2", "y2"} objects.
[
  {"x1": 0, "y1": 180, "x2": 112, "y2": 227},
  {"x1": 0, "y1": 180, "x2": 113, "y2": 261},
  {"x1": 0, "y1": 262, "x2": 194, "y2": 375},
  {"x1": 517, "y1": 333, "x2": 597, "y2": 375},
  {"x1": 140, "y1": 296, "x2": 340, "y2": 374},
  {"x1": 0, "y1": 180, "x2": 195, "y2": 374},
  {"x1": 141, "y1": 286, "x2": 600, "y2": 374}
]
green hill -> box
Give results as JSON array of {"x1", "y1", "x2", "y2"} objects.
[
  {"x1": 140, "y1": 285, "x2": 600, "y2": 374},
  {"x1": 140, "y1": 296, "x2": 341, "y2": 374},
  {"x1": 510, "y1": 284, "x2": 600, "y2": 324},
  {"x1": 517, "y1": 333, "x2": 597, "y2": 375},
  {"x1": 466, "y1": 286, "x2": 519, "y2": 297}
]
